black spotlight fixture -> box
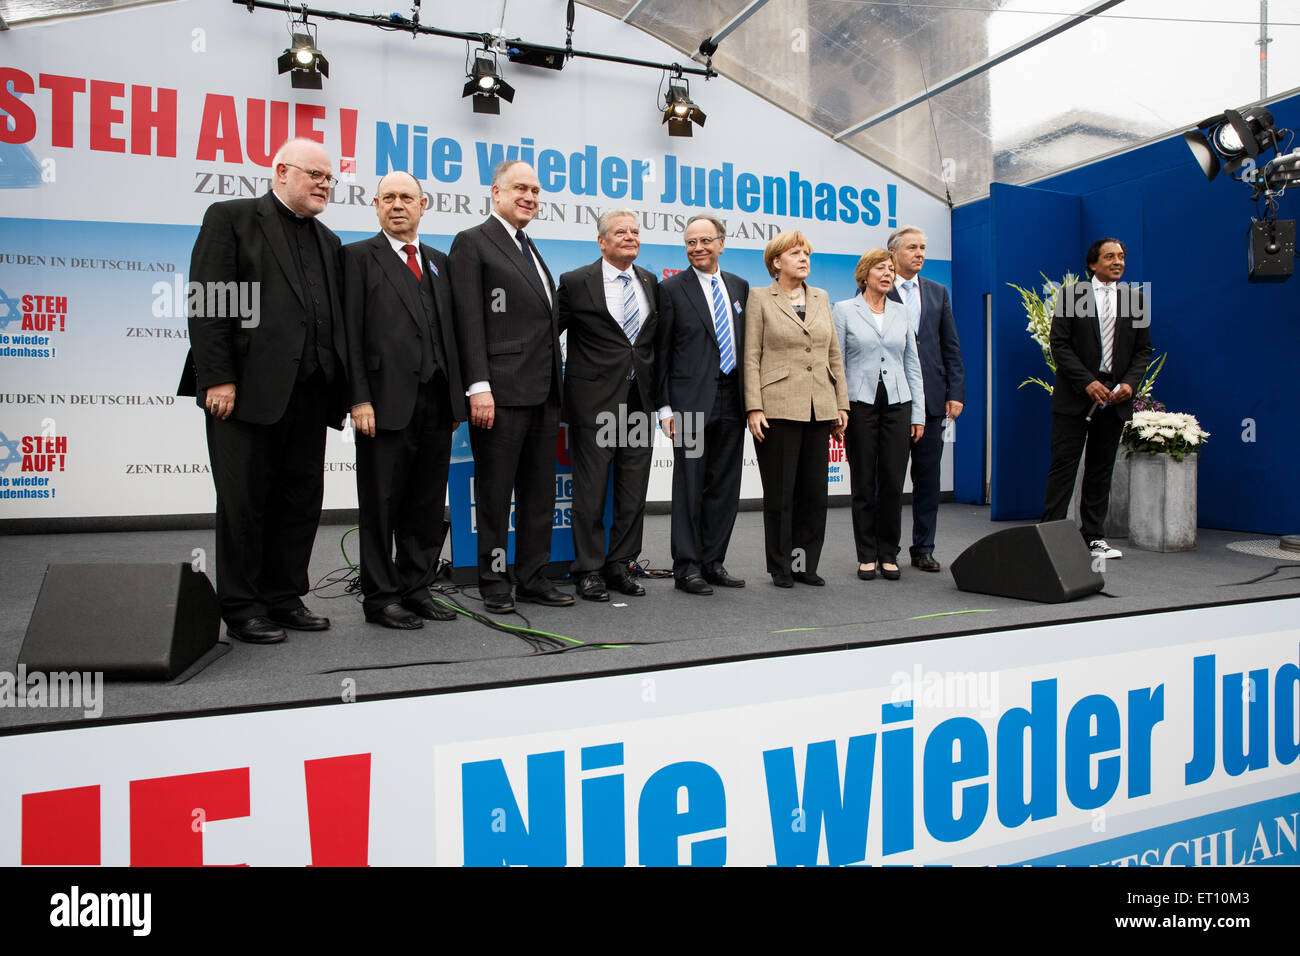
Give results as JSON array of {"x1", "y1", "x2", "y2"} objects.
[
  {"x1": 662, "y1": 73, "x2": 706, "y2": 138},
  {"x1": 277, "y1": 21, "x2": 328, "y2": 90},
  {"x1": 1183, "y1": 107, "x2": 1280, "y2": 182},
  {"x1": 463, "y1": 48, "x2": 515, "y2": 114}
]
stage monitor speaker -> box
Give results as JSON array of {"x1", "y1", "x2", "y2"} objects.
[
  {"x1": 951, "y1": 520, "x2": 1103, "y2": 603},
  {"x1": 19, "y1": 563, "x2": 220, "y2": 680}
]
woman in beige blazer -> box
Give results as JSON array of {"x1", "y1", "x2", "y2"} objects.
[{"x1": 745, "y1": 230, "x2": 850, "y2": 588}]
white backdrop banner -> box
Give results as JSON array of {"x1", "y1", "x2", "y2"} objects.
[{"x1": 0, "y1": 0, "x2": 954, "y2": 519}]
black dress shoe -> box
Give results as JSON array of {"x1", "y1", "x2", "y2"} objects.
[
  {"x1": 269, "y1": 605, "x2": 330, "y2": 631},
  {"x1": 483, "y1": 592, "x2": 516, "y2": 614},
  {"x1": 403, "y1": 595, "x2": 457, "y2": 621},
  {"x1": 911, "y1": 554, "x2": 941, "y2": 572},
  {"x1": 857, "y1": 564, "x2": 876, "y2": 580},
  {"x1": 792, "y1": 571, "x2": 826, "y2": 586},
  {"x1": 880, "y1": 563, "x2": 901, "y2": 581},
  {"x1": 604, "y1": 572, "x2": 645, "y2": 597},
  {"x1": 227, "y1": 617, "x2": 287, "y2": 644},
  {"x1": 365, "y1": 603, "x2": 423, "y2": 629},
  {"x1": 578, "y1": 573, "x2": 610, "y2": 602},
  {"x1": 703, "y1": 567, "x2": 745, "y2": 588},
  {"x1": 516, "y1": 585, "x2": 575, "y2": 607},
  {"x1": 771, "y1": 572, "x2": 794, "y2": 588},
  {"x1": 675, "y1": 574, "x2": 713, "y2": 595}
]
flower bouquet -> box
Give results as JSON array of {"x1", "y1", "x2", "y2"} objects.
[{"x1": 1121, "y1": 411, "x2": 1209, "y2": 463}]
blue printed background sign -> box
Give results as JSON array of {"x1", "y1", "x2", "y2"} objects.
[{"x1": 447, "y1": 422, "x2": 613, "y2": 571}]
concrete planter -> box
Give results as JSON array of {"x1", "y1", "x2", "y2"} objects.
[
  {"x1": 1105, "y1": 449, "x2": 1131, "y2": 539},
  {"x1": 1128, "y1": 453, "x2": 1198, "y2": 552}
]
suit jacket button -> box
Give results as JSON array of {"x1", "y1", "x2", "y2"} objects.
[
  {"x1": 805, "y1": 347, "x2": 811, "y2": 353},
  {"x1": 806, "y1": 365, "x2": 812, "y2": 371}
]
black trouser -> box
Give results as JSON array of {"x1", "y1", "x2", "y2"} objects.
[
  {"x1": 205, "y1": 372, "x2": 329, "y2": 624},
  {"x1": 1041, "y1": 398, "x2": 1124, "y2": 543},
  {"x1": 844, "y1": 383, "x2": 912, "y2": 564},
  {"x1": 670, "y1": 374, "x2": 744, "y2": 580},
  {"x1": 469, "y1": 401, "x2": 559, "y2": 596},
  {"x1": 355, "y1": 373, "x2": 454, "y2": 613},
  {"x1": 569, "y1": 381, "x2": 654, "y2": 577},
  {"x1": 755, "y1": 417, "x2": 833, "y2": 576},
  {"x1": 908, "y1": 412, "x2": 945, "y2": 557}
]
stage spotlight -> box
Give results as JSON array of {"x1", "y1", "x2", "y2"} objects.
[
  {"x1": 663, "y1": 75, "x2": 705, "y2": 138},
  {"x1": 463, "y1": 48, "x2": 515, "y2": 114},
  {"x1": 1183, "y1": 107, "x2": 1279, "y2": 181},
  {"x1": 277, "y1": 24, "x2": 329, "y2": 90}
]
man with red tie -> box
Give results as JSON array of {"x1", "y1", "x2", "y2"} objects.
[{"x1": 343, "y1": 171, "x2": 466, "y2": 628}]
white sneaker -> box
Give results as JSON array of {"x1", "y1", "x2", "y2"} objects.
[{"x1": 1089, "y1": 539, "x2": 1122, "y2": 560}]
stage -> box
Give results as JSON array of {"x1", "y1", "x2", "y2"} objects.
[{"x1": 4, "y1": 503, "x2": 1298, "y2": 732}]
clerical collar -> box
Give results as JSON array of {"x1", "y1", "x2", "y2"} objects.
[{"x1": 271, "y1": 190, "x2": 308, "y2": 222}]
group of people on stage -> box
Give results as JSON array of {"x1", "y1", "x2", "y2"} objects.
[{"x1": 180, "y1": 137, "x2": 1142, "y2": 645}]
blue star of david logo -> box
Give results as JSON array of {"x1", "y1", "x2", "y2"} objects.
[
  {"x1": 0, "y1": 289, "x2": 21, "y2": 330},
  {"x1": 0, "y1": 432, "x2": 21, "y2": 473}
]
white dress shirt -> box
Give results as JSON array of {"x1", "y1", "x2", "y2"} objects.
[{"x1": 1091, "y1": 276, "x2": 1116, "y2": 374}]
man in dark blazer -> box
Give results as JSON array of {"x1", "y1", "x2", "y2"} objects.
[
  {"x1": 654, "y1": 214, "x2": 750, "y2": 595},
  {"x1": 887, "y1": 226, "x2": 966, "y2": 572},
  {"x1": 448, "y1": 160, "x2": 571, "y2": 613},
  {"x1": 1041, "y1": 238, "x2": 1152, "y2": 559},
  {"x1": 557, "y1": 209, "x2": 659, "y2": 602},
  {"x1": 343, "y1": 171, "x2": 466, "y2": 629},
  {"x1": 177, "y1": 137, "x2": 348, "y2": 644}
]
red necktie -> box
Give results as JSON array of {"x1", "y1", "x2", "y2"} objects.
[{"x1": 402, "y1": 243, "x2": 422, "y2": 282}]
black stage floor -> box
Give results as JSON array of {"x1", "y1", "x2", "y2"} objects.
[{"x1": 3, "y1": 504, "x2": 1299, "y2": 731}]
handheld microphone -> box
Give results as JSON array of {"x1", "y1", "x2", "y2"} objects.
[{"x1": 1085, "y1": 400, "x2": 1106, "y2": 423}]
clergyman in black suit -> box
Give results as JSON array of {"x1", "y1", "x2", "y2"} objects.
[
  {"x1": 557, "y1": 209, "x2": 659, "y2": 602},
  {"x1": 343, "y1": 171, "x2": 466, "y2": 629},
  {"x1": 1041, "y1": 238, "x2": 1152, "y2": 560},
  {"x1": 177, "y1": 137, "x2": 348, "y2": 644},
  {"x1": 886, "y1": 226, "x2": 966, "y2": 572},
  {"x1": 448, "y1": 160, "x2": 572, "y2": 613},
  {"x1": 654, "y1": 214, "x2": 750, "y2": 595}
]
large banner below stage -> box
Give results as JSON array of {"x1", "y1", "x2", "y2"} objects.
[
  {"x1": 0, "y1": 0, "x2": 953, "y2": 522},
  {"x1": 2, "y1": 600, "x2": 1297, "y2": 866}
]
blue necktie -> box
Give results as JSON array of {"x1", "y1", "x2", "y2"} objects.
[
  {"x1": 619, "y1": 274, "x2": 640, "y2": 343},
  {"x1": 902, "y1": 279, "x2": 921, "y2": 336},
  {"x1": 619, "y1": 273, "x2": 640, "y2": 380},
  {"x1": 710, "y1": 277, "x2": 735, "y2": 374}
]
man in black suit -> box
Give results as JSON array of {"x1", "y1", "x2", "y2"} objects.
[
  {"x1": 178, "y1": 137, "x2": 348, "y2": 644},
  {"x1": 887, "y1": 226, "x2": 966, "y2": 572},
  {"x1": 558, "y1": 209, "x2": 659, "y2": 602},
  {"x1": 343, "y1": 171, "x2": 466, "y2": 629},
  {"x1": 448, "y1": 160, "x2": 571, "y2": 613},
  {"x1": 654, "y1": 215, "x2": 750, "y2": 595},
  {"x1": 1041, "y1": 238, "x2": 1152, "y2": 559}
]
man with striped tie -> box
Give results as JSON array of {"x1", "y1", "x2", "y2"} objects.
[
  {"x1": 654, "y1": 215, "x2": 751, "y2": 595},
  {"x1": 557, "y1": 210, "x2": 660, "y2": 602},
  {"x1": 1041, "y1": 238, "x2": 1151, "y2": 560}
]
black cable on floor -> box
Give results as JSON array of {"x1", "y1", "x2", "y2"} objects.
[{"x1": 1219, "y1": 563, "x2": 1300, "y2": 587}]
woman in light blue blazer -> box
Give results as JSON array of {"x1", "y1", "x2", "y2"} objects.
[{"x1": 832, "y1": 248, "x2": 925, "y2": 580}]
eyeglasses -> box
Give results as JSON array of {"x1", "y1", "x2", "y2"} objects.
[
  {"x1": 282, "y1": 162, "x2": 337, "y2": 187},
  {"x1": 685, "y1": 236, "x2": 720, "y2": 248}
]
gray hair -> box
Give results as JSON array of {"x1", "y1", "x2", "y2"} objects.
[
  {"x1": 271, "y1": 137, "x2": 326, "y2": 169},
  {"x1": 597, "y1": 208, "x2": 639, "y2": 238},
  {"x1": 685, "y1": 214, "x2": 727, "y2": 242},
  {"x1": 492, "y1": 159, "x2": 528, "y2": 188},
  {"x1": 887, "y1": 225, "x2": 925, "y2": 251}
]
